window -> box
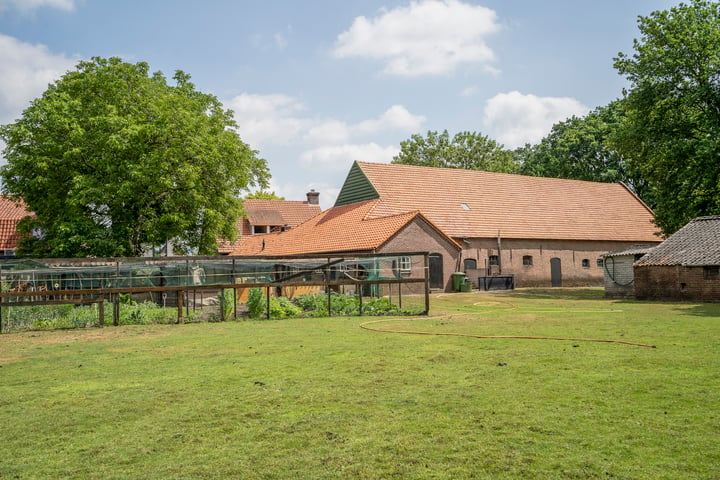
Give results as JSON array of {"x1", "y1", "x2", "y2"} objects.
[
  {"x1": 597, "y1": 258, "x2": 604, "y2": 268},
  {"x1": 252, "y1": 225, "x2": 269, "y2": 235},
  {"x1": 488, "y1": 255, "x2": 499, "y2": 266},
  {"x1": 463, "y1": 258, "x2": 477, "y2": 270},
  {"x1": 704, "y1": 266, "x2": 720, "y2": 279},
  {"x1": 460, "y1": 203, "x2": 471, "y2": 211},
  {"x1": 523, "y1": 255, "x2": 533, "y2": 266},
  {"x1": 398, "y1": 256, "x2": 412, "y2": 273},
  {"x1": 581, "y1": 259, "x2": 590, "y2": 268}
]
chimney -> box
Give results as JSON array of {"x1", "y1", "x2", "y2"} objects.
[{"x1": 306, "y1": 189, "x2": 320, "y2": 205}]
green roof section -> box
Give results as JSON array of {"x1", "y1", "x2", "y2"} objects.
[{"x1": 334, "y1": 161, "x2": 380, "y2": 207}]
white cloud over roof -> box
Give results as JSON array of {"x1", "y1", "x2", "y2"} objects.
[
  {"x1": 483, "y1": 91, "x2": 589, "y2": 149},
  {"x1": 333, "y1": 0, "x2": 501, "y2": 77}
]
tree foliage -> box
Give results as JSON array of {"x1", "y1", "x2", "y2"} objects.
[
  {"x1": 612, "y1": 0, "x2": 720, "y2": 234},
  {"x1": 517, "y1": 102, "x2": 649, "y2": 198},
  {"x1": 392, "y1": 130, "x2": 518, "y2": 173},
  {"x1": 0, "y1": 57, "x2": 269, "y2": 257},
  {"x1": 244, "y1": 191, "x2": 285, "y2": 200}
]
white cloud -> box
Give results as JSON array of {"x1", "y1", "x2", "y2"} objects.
[
  {"x1": 226, "y1": 93, "x2": 423, "y2": 205},
  {"x1": 333, "y1": 0, "x2": 500, "y2": 77},
  {"x1": 354, "y1": 105, "x2": 426, "y2": 135},
  {"x1": 300, "y1": 143, "x2": 399, "y2": 171},
  {"x1": 0, "y1": 33, "x2": 76, "y2": 125},
  {"x1": 483, "y1": 91, "x2": 589, "y2": 149},
  {"x1": 304, "y1": 120, "x2": 350, "y2": 144},
  {"x1": 0, "y1": 0, "x2": 75, "y2": 13},
  {"x1": 274, "y1": 32, "x2": 288, "y2": 49},
  {"x1": 460, "y1": 85, "x2": 479, "y2": 97},
  {"x1": 225, "y1": 93, "x2": 308, "y2": 148}
]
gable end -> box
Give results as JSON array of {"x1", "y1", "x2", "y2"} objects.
[{"x1": 334, "y1": 161, "x2": 380, "y2": 207}]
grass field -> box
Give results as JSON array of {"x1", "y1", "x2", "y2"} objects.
[{"x1": 1, "y1": 288, "x2": 718, "y2": 479}]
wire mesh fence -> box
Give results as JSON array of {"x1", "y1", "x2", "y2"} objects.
[{"x1": 0, "y1": 252, "x2": 430, "y2": 333}]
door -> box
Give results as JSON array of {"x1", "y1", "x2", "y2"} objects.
[
  {"x1": 429, "y1": 253, "x2": 444, "y2": 289},
  {"x1": 550, "y1": 257, "x2": 562, "y2": 287}
]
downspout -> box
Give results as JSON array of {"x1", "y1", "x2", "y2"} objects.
[{"x1": 497, "y1": 230, "x2": 502, "y2": 275}]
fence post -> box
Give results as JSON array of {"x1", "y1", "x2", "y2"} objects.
[
  {"x1": 177, "y1": 290, "x2": 184, "y2": 324},
  {"x1": 424, "y1": 253, "x2": 430, "y2": 315},
  {"x1": 113, "y1": 294, "x2": 120, "y2": 326},
  {"x1": 265, "y1": 285, "x2": 270, "y2": 320},
  {"x1": 219, "y1": 288, "x2": 225, "y2": 322},
  {"x1": 98, "y1": 298, "x2": 104, "y2": 327}
]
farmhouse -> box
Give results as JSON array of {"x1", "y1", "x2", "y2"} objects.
[
  {"x1": 634, "y1": 216, "x2": 720, "y2": 302},
  {"x1": 233, "y1": 161, "x2": 660, "y2": 291},
  {"x1": 333, "y1": 162, "x2": 660, "y2": 290},
  {"x1": 217, "y1": 191, "x2": 322, "y2": 254},
  {"x1": 231, "y1": 198, "x2": 462, "y2": 292},
  {"x1": 0, "y1": 196, "x2": 33, "y2": 258}
]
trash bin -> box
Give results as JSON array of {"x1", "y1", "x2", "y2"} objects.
[
  {"x1": 451, "y1": 272, "x2": 467, "y2": 292},
  {"x1": 460, "y1": 279, "x2": 472, "y2": 292}
]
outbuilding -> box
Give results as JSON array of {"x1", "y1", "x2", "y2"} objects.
[
  {"x1": 634, "y1": 216, "x2": 720, "y2": 302},
  {"x1": 602, "y1": 245, "x2": 655, "y2": 298}
]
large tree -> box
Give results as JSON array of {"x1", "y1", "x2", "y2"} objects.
[
  {"x1": 612, "y1": 0, "x2": 720, "y2": 234},
  {"x1": 0, "y1": 57, "x2": 269, "y2": 257},
  {"x1": 392, "y1": 130, "x2": 518, "y2": 173},
  {"x1": 517, "y1": 102, "x2": 650, "y2": 199}
]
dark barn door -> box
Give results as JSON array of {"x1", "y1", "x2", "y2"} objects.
[
  {"x1": 429, "y1": 253, "x2": 444, "y2": 289},
  {"x1": 550, "y1": 257, "x2": 562, "y2": 287}
]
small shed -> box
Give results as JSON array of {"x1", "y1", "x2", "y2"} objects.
[
  {"x1": 602, "y1": 245, "x2": 656, "y2": 298},
  {"x1": 634, "y1": 216, "x2": 720, "y2": 302}
]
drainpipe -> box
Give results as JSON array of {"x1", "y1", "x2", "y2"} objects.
[{"x1": 497, "y1": 230, "x2": 502, "y2": 275}]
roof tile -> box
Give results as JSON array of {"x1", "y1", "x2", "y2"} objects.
[
  {"x1": 636, "y1": 216, "x2": 720, "y2": 266},
  {"x1": 356, "y1": 162, "x2": 660, "y2": 242}
]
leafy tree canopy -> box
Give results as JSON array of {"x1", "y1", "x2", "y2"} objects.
[
  {"x1": 516, "y1": 102, "x2": 650, "y2": 199},
  {"x1": 0, "y1": 57, "x2": 269, "y2": 257},
  {"x1": 244, "y1": 191, "x2": 285, "y2": 200},
  {"x1": 392, "y1": 130, "x2": 518, "y2": 173},
  {"x1": 612, "y1": 0, "x2": 720, "y2": 234}
]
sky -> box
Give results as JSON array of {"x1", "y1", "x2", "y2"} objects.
[{"x1": 0, "y1": 0, "x2": 679, "y2": 209}]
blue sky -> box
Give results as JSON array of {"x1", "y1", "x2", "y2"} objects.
[{"x1": 0, "y1": 0, "x2": 678, "y2": 208}]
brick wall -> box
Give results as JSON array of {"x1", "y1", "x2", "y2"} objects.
[
  {"x1": 459, "y1": 238, "x2": 656, "y2": 288},
  {"x1": 379, "y1": 218, "x2": 460, "y2": 292},
  {"x1": 635, "y1": 265, "x2": 720, "y2": 302}
]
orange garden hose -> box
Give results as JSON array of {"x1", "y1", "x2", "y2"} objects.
[{"x1": 359, "y1": 317, "x2": 657, "y2": 348}]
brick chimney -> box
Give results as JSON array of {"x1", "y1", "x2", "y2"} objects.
[{"x1": 306, "y1": 189, "x2": 319, "y2": 205}]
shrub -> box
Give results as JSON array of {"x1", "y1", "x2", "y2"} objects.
[{"x1": 247, "y1": 288, "x2": 265, "y2": 319}]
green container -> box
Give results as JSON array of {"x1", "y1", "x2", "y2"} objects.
[
  {"x1": 451, "y1": 272, "x2": 467, "y2": 292},
  {"x1": 460, "y1": 281, "x2": 472, "y2": 292}
]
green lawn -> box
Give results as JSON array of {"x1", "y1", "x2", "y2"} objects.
[{"x1": 1, "y1": 289, "x2": 718, "y2": 479}]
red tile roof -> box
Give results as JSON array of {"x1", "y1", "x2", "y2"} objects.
[
  {"x1": 356, "y1": 162, "x2": 660, "y2": 242},
  {"x1": 231, "y1": 199, "x2": 459, "y2": 256},
  {"x1": 0, "y1": 196, "x2": 32, "y2": 249},
  {"x1": 218, "y1": 199, "x2": 322, "y2": 254}
]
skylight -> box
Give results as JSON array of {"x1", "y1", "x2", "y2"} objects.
[{"x1": 460, "y1": 203, "x2": 471, "y2": 210}]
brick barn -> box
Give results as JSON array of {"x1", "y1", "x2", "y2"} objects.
[
  {"x1": 634, "y1": 216, "x2": 720, "y2": 302},
  {"x1": 232, "y1": 162, "x2": 661, "y2": 292},
  {"x1": 333, "y1": 162, "x2": 661, "y2": 290}
]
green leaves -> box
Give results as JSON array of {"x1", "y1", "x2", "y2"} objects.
[
  {"x1": 392, "y1": 129, "x2": 518, "y2": 173},
  {"x1": 1, "y1": 57, "x2": 269, "y2": 257},
  {"x1": 612, "y1": 0, "x2": 720, "y2": 234}
]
